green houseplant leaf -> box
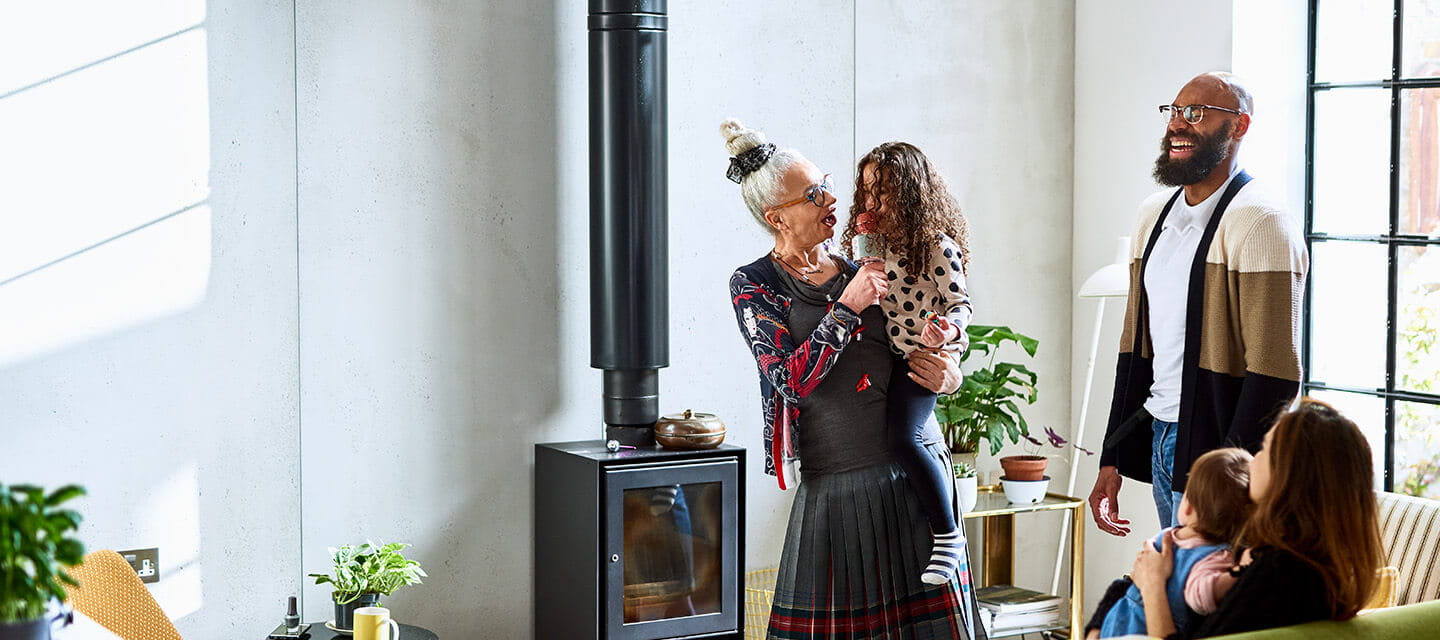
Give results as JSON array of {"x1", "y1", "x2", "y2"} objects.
[
  {"x1": 308, "y1": 541, "x2": 427, "y2": 605},
  {"x1": 934, "y1": 325, "x2": 1040, "y2": 457},
  {"x1": 0, "y1": 483, "x2": 87, "y2": 624}
]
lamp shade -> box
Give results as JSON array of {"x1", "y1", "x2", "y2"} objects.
[{"x1": 1078, "y1": 236, "x2": 1131, "y2": 299}]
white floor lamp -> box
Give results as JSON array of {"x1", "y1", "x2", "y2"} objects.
[{"x1": 1050, "y1": 236, "x2": 1131, "y2": 596}]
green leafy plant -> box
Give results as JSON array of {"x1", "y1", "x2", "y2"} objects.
[
  {"x1": 308, "y1": 542, "x2": 427, "y2": 605},
  {"x1": 952, "y1": 462, "x2": 977, "y2": 479},
  {"x1": 934, "y1": 324, "x2": 1039, "y2": 456},
  {"x1": 1396, "y1": 285, "x2": 1439, "y2": 499},
  {"x1": 0, "y1": 483, "x2": 87, "y2": 624}
]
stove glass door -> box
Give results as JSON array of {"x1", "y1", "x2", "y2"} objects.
[{"x1": 605, "y1": 459, "x2": 738, "y2": 639}]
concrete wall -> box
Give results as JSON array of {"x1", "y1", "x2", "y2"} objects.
[
  {"x1": 0, "y1": 2, "x2": 299, "y2": 638},
  {"x1": 855, "y1": 0, "x2": 1076, "y2": 593}
]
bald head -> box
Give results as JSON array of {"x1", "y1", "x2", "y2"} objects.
[
  {"x1": 1155, "y1": 71, "x2": 1253, "y2": 192},
  {"x1": 1184, "y1": 71, "x2": 1254, "y2": 115}
]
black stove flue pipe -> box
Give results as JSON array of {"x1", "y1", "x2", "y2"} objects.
[{"x1": 589, "y1": 0, "x2": 668, "y2": 445}]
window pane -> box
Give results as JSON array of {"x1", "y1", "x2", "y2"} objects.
[
  {"x1": 1399, "y1": 88, "x2": 1440, "y2": 237},
  {"x1": 1395, "y1": 400, "x2": 1440, "y2": 499},
  {"x1": 1313, "y1": 89, "x2": 1391, "y2": 236},
  {"x1": 1310, "y1": 241, "x2": 1389, "y2": 389},
  {"x1": 1316, "y1": 0, "x2": 1395, "y2": 83},
  {"x1": 1309, "y1": 389, "x2": 1388, "y2": 489},
  {"x1": 1397, "y1": 245, "x2": 1440, "y2": 393},
  {"x1": 1401, "y1": 0, "x2": 1440, "y2": 81}
]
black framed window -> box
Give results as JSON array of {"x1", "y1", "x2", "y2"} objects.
[{"x1": 1306, "y1": 0, "x2": 1440, "y2": 498}]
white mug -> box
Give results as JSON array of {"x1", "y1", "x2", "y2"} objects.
[{"x1": 353, "y1": 606, "x2": 400, "y2": 640}]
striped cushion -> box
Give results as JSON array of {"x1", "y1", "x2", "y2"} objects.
[{"x1": 1377, "y1": 492, "x2": 1440, "y2": 604}]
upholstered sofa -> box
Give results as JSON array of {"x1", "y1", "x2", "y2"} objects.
[
  {"x1": 1216, "y1": 599, "x2": 1440, "y2": 639},
  {"x1": 1375, "y1": 490, "x2": 1440, "y2": 605}
]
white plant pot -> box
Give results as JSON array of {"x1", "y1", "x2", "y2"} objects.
[
  {"x1": 1000, "y1": 476, "x2": 1050, "y2": 504},
  {"x1": 955, "y1": 475, "x2": 978, "y2": 514}
]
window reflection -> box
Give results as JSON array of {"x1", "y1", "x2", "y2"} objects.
[{"x1": 622, "y1": 482, "x2": 723, "y2": 624}]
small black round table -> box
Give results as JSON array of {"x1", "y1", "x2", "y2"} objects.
[{"x1": 302, "y1": 621, "x2": 437, "y2": 640}]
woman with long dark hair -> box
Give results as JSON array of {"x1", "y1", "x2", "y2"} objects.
[{"x1": 1089, "y1": 398, "x2": 1384, "y2": 638}]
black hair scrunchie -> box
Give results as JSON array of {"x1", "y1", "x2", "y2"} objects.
[{"x1": 726, "y1": 143, "x2": 775, "y2": 184}]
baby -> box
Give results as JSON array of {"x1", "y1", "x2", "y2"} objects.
[{"x1": 1096, "y1": 447, "x2": 1254, "y2": 638}]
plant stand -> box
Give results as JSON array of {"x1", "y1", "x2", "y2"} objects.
[{"x1": 962, "y1": 485, "x2": 1084, "y2": 639}]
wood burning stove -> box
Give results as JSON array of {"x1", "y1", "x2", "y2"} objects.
[
  {"x1": 535, "y1": 2, "x2": 746, "y2": 638},
  {"x1": 535, "y1": 443, "x2": 745, "y2": 639}
]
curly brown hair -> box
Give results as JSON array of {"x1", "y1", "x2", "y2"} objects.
[{"x1": 840, "y1": 142, "x2": 971, "y2": 275}]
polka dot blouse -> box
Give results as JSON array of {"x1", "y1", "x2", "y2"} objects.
[{"x1": 876, "y1": 232, "x2": 972, "y2": 357}]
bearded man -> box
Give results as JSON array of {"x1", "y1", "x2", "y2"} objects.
[{"x1": 1088, "y1": 72, "x2": 1309, "y2": 536}]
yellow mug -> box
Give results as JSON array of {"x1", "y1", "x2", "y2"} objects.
[{"x1": 353, "y1": 606, "x2": 400, "y2": 640}]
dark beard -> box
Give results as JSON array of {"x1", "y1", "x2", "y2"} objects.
[{"x1": 1153, "y1": 121, "x2": 1233, "y2": 186}]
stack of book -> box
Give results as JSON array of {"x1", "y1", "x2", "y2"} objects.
[{"x1": 975, "y1": 584, "x2": 1064, "y2": 635}]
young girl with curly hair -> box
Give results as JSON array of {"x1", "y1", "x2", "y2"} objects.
[{"x1": 842, "y1": 141, "x2": 974, "y2": 585}]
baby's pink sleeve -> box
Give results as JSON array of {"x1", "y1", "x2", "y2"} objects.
[{"x1": 1184, "y1": 549, "x2": 1235, "y2": 615}]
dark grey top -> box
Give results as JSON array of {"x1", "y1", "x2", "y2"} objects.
[{"x1": 771, "y1": 258, "x2": 943, "y2": 475}]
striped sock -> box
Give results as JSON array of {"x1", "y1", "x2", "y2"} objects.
[{"x1": 921, "y1": 529, "x2": 963, "y2": 585}]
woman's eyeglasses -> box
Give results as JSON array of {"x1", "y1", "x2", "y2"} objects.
[
  {"x1": 1159, "y1": 104, "x2": 1245, "y2": 125},
  {"x1": 767, "y1": 174, "x2": 834, "y2": 212}
]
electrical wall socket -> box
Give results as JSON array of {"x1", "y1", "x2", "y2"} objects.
[{"x1": 118, "y1": 548, "x2": 159, "y2": 584}]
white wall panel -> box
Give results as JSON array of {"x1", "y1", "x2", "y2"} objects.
[{"x1": 0, "y1": 2, "x2": 300, "y2": 638}]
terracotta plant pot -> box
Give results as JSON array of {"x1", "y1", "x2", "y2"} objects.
[{"x1": 999, "y1": 455, "x2": 1048, "y2": 482}]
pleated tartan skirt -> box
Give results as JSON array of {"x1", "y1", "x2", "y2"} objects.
[{"x1": 766, "y1": 442, "x2": 986, "y2": 640}]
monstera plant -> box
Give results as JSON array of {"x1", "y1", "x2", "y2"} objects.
[{"x1": 934, "y1": 324, "x2": 1040, "y2": 457}]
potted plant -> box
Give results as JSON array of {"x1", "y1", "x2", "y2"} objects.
[
  {"x1": 999, "y1": 427, "x2": 1093, "y2": 504},
  {"x1": 953, "y1": 462, "x2": 978, "y2": 514},
  {"x1": 0, "y1": 484, "x2": 86, "y2": 640},
  {"x1": 309, "y1": 542, "x2": 426, "y2": 631},
  {"x1": 934, "y1": 324, "x2": 1040, "y2": 470}
]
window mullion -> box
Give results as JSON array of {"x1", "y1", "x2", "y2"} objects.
[
  {"x1": 1302, "y1": 0, "x2": 1318, "y2": 400},
  {"x1": 1382, "y1": 0, "x2": 1403, "y2": 492}
]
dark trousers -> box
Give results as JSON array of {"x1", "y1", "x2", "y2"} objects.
[{"x1": 887, "y1": 357, "x2": 957, "y2": 534}]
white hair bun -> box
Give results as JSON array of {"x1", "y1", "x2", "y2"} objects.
[{"x1": 720, "y1": 118, "x2": 767, "y2": 156}]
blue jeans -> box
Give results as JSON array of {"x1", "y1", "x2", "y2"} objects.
[{"x1": 1151, "y1": 419, "x2": 1184, "y2": 528}]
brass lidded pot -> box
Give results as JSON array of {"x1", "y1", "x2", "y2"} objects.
[{"x1": 653, "y1": 410, "x2": 726, "y2": 450}]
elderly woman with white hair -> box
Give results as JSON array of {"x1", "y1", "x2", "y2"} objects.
[{"x1": 723, "y1": 118, "x2": 986, "y2": 639}]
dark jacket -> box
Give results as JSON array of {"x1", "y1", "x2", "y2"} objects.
[{"x1": 729, "y1": 255, "x2": 861, "y2": 489}]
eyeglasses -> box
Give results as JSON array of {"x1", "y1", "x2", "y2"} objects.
[
  {"x1": 767, "y1": 174, "x2": 834, "y2": 212},
  {"x1": 1159, "y1": 104, "x2": 1245, "y2": 125}
]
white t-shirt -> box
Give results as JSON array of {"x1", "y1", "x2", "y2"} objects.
[{"x1": 1143, "y1": 170, "x2": 1242, "y2": 422}]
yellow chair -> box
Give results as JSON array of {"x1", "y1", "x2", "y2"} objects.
[{"x1": 62, "y1": 549, "x2": 182, "y2": 640}]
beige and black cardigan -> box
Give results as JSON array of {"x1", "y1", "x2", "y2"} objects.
[{"x1": 1099, "y1": 172, "x2": 1309, "y2": 492}]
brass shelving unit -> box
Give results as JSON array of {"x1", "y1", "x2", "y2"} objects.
[{"x1": 963, "y1": 485, "x2": 1085, "y2": 639}]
